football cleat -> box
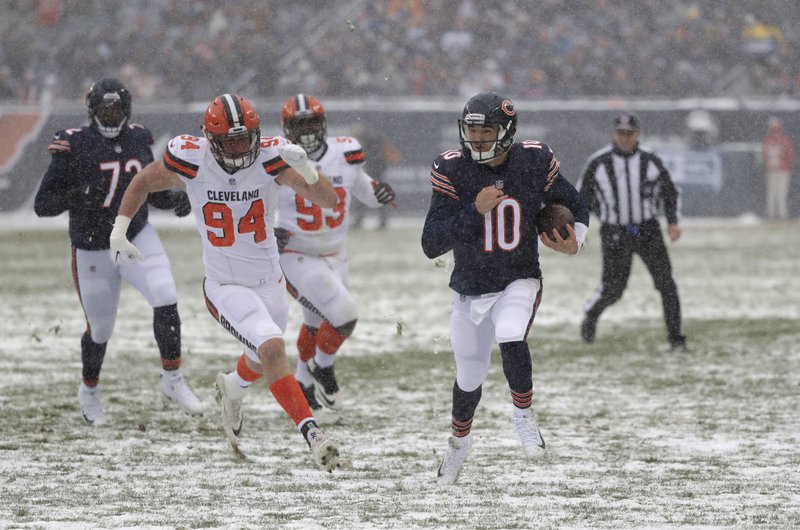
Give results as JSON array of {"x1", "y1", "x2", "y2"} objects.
[
  {"x1": 214, "y1": 372, "x2": 243, "y2": 444},
  {"x1": 513, "y1": 408, "x2": 546, "y2": 458},
  {"x1": 299, "y1": 381, "x2": 323, "y2": 411},
  {"x1": 78, "y1": 382, "x2": 107, "y2": 426},
  {"x1": 307, "y1": 358, "x2": 339, "y2": 409},
  {"x1": 437, "y1": 434, "x2": 472, "y2": 485},
  {"x1": 580, "y1": 316, "x2": 597, "y2": 343},
  {"x1": 670, "y1": 335, "x2": 689, "y2": 352},
  {"x1": 306, "y1": 426, "x2": 340, "y2": 472},
  {"x1": 161, "y1": 371, "x2": 204, "y2": 416}
]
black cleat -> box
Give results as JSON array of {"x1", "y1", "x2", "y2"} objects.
[
  {"x1": 670, "y1": 336, "x2": 689, "y2": 352},
  {"x1": 307, "y1": 359, "x2": 339, "y2": 409},
  {"x1": 300, "y1": 381, "x2": 323, "y2": 411},
  {"x1": 581, "y1": 316, "x2": 597, "y2": 343}
]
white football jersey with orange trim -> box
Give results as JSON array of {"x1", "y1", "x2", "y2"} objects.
[
  {"x1": 275, "y1": 136, "x2": 379, "y2": 256},
  {"x1": 163, "y1": 133, "x2": 292, "y2": 286}
]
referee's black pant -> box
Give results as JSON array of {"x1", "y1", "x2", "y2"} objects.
[{"x1": 584, "y1": 219, "x2": 684, "y2": 345}]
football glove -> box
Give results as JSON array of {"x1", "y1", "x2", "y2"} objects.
[
  {"x1": 173, "y1": 191, "x2": 191, "y2": 217},
  {"x1": 373, "y1": 181, "x2": 395, "y2": 205},
  {"x1": 274, "y1": 227, "x2": 293, "y2": 253},
  {"x1": 278, "y1": 143, "x2": 318, "y2": 184},
  {"x1": 109, "y1": 215, "x2": 144, "y2": 264},
  {"x1": 65, "y1": 187, "x2": 87, "y2": 209},
  {"x1": 66, "y1": 184, "x2": 106, "y2": 209}
]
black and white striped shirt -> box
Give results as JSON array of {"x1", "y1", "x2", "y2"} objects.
[{"x1": 577, "y1": 144, "x2": 680, "y2": 226}]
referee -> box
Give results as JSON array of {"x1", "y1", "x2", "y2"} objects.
[{"x1": 577, "y1": 114, "x2": 687, "y2": 352}]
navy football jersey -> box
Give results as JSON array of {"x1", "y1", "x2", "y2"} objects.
[
  {"x1": 422, "y1": 142, "x2": 589, "y2": 295},
  {"x1": 34, "y1": 124, "x2": 172, "y2": 250}
]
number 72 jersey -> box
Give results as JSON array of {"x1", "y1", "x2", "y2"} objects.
[{"x1": 163, "y1": 133, "x2": 291, "y2": 287}]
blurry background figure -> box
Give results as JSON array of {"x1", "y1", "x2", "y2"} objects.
[
  {"x1": 686, "y1": 109, "x2": 719, "y2": 149},
  {"x1": 762, "y1": 117, "x2": 795, "y2": 220},
  {"x1": 350, "y1": 122, "x2": 402, "y2": 230}
]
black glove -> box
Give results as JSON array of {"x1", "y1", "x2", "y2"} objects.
[
  {"x1": 65, "y1": 187, "x2": 86, "y2": 209},
  {"x1": 373, "y1": 181, "x2": 395, "y2": 205},
  {"x1": 65, "y1": 184, "x2": 106, "y2": 210},
  {"x1": 173, "y1": 191, "x2": 191, "y2": 217},
  {"x1": 274, "y1": 227, "x2": 292, "y2": 253}
]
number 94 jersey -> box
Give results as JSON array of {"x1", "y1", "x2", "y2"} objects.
[
  {"x1": 275, "y1": 136, "x2": 380, "y2": 256},
  {"x1": 163, "y1": 133, "x2": 291, "y2": 287}
]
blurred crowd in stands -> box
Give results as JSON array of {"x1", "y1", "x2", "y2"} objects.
[{"x1": 1, "y1": 0, "x2": 798, "y2": 103}]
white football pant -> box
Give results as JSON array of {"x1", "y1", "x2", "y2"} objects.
[
  {"x1": 74, "y1": 223, "x2": 177, "y2": 344},
  {"x1": 450, "y1": 278, "x2": 541, "y2": 392}
]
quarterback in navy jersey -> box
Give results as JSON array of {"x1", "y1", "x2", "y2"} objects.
[
  {"x1": 422, "y1": 92, "x2": 588, "y2": 485},
  {"x1": 34, "y1": 78, "x2": 202, "y2": 426}
]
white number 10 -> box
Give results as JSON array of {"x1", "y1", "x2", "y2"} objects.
[{"x1": 483, "y1": 198, "x2": 521, "y2": 252}]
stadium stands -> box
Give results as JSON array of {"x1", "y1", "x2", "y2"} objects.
[{"x1": 0, "y1": 0, "x2": 798, "y2": 102}]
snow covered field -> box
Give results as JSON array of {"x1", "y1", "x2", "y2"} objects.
[{"x1": 1, "y1": 215, "x2": 798, "y2": 528}]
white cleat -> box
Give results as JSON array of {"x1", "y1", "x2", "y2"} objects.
[
  {"x1": 513, "y1": 408, "x2": 546, "y2": 458},
  {"x1": 306, "y1": 427, "x2": 340, "y2": 472},
  {"x1": 214, "y1": 372, "x2": 243, "y2": 444},
  {"x1": 78, "y1": 382, "x2": 107, "y2": 426},
  {"x1": 437, "y1": 434, "x2": 472, "y2": 485},
  {"x1": 161, "y1": 371, "x2": 204, "y2": 416}
]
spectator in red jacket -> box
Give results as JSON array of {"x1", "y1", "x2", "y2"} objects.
[{"x1": 762, "y1": 117, "x2": 795, "y2": 219}]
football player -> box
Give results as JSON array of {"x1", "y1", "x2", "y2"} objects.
[
  {"x1": 275, "y1": 94, "x2": 396, "y2": 413},
  {"x1": 421, "y1": 91, "x2": 590, "y2": 484},
  {"x1": 34, "y1": 77, "x2": 202, "y2": 426},
  {"x1": 108, "y1": 93, "x2": 341, "y2": 471}
]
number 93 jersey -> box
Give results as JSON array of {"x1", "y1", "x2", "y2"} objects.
[
  {"x1": 163, "y1": 133, "x2": 292, "y2": 287},
  {"x1": 275, "y1": 136, "x2": 379, "y2": 256}
]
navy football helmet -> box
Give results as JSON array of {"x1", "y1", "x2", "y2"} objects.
[
  {"x1": 86, "y1": 78, "x2": 132, "y2": 139},
  {"x1": 458, "y1": 91, "x2": 517, "y2": 163}
]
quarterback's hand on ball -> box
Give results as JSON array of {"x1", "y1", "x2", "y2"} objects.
[
  {"x1": 274, "y1": 227, "x2": 293, "y2": 253},
  {"x1": 373, "y1": 181, "x2": 396, "y2": 205},
  {"x1": 539, "y1": 223, "x2": 579, "y2": 255},
  {"x1": 278, "y1": 143, "x2": 318, "y2": 184},
  {"x1": 109, "y1": 215, "x2": 144, "y2": 264}
]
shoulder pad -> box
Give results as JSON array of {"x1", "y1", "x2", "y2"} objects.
[
  {"x1": 46, "y1": 127, "x2": 88, "y2": 155},
  {"x1": 127, "y1": 123, "x2": 155, "y2": 145},
  {"x1": 430, "y1": 149, "x2": 462, "y2": 201},
  {"x1": 163, "y1": 133, "x2": 204, "y2": 179}
]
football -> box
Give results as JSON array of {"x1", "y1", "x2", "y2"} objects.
[{"x1": 536, "y1": 203, "x2": 575, "y2": 242}]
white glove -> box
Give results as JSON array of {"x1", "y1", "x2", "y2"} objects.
[
  {"x1": 278, "y1": 143, "x2": 319, "y2": 184},
  {"x1": 574, "y1": 222, "x2": 589, "y2": 253},
  {"x1": 109, "y1": 215, "x2": 144, "y2": 264}
]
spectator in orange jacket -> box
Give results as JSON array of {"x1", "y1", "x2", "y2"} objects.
[{"x1": 762, "y1": 117, "x2": 796, "y2": 219}]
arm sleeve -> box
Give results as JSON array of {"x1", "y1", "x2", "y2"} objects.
[
  {"x1": 421, "y1": 190, "x2": 483, "y2": 259},
  {"x1": 351, "y1": 166, "x2": 381, "y2": 208},
  {"x1": 577, "y1": 159, "x2": 598, "y2": 215},
  {"x1": 655, "y1": 157, "x2": 680, "y2": 224},
  {"x1": 34, "y1": 154, "x2": 76, "y2": 217},
  {"x1": 542, "y1": 149, "x2": 590, "y2": 227},
  {"x1": 544, "y1": 173, "x2": 590, "y2": 228}
]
